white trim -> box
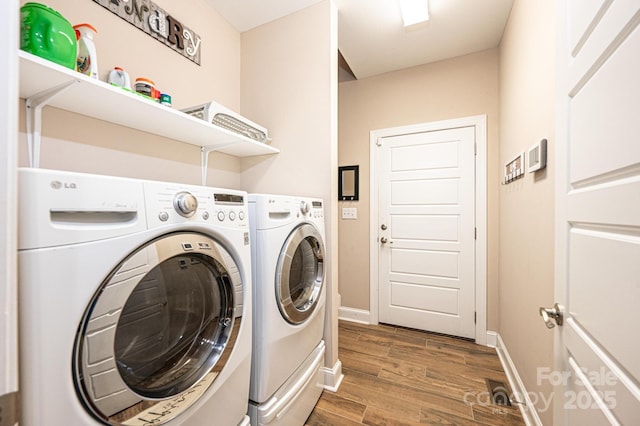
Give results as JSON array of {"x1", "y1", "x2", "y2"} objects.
[
  {"x1": 553, "y1": 1, "x2": 569, "y2": 424},
  {"x1": 369, "y1": 130, "x2": 379, "y2": 325},
  {"x1": 495, "y1": 334, "x2": 543, "y2": 426},
  {"x1": 321, "y1": 359, "x2": 344, "y2": 392},
  {"x1": 1, "y1": 0, "x2": 19, "y2": 399},
  {"x1": 485, "y1": 330, "x2": 498, "y2": 348},
  {"x1": 369, "y1": 115, "x2": 488, "y2": 344},
  {"x1": 338, "y1": 306, "x2": 371, "y2": 324}
]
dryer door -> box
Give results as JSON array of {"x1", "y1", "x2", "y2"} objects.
[
  {"x1": 276, "y1": 223, "x2": 325, "y2": 324},
  {"x1": 74, "y1": 231, "x2": 244, "y2": 425}
]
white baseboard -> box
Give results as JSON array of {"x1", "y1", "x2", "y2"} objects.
[
  {"x1": 495, "y1": 334, "x2": 543, "y2": 426},
  {"x1": 485, "y1": 330, "x2": 498, "y2": 348},
  {"x1": 338, "y1": 306, "x2": 371, "y2": 324},
  {"x1": 321, "y1": 359, "x2": 344, "y2": 392}
]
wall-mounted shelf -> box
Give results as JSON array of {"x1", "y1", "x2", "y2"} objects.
[{"x1": 18, "y1": 50, "x2": 278, "y2": 184}]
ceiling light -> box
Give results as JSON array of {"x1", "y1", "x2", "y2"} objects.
[{"x1": 399, "y1": 0, "x2": 429, "y2": 27}]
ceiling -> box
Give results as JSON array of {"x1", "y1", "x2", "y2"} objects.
[{"x1": 206, "y1": 0, "x2": 514, "y2": 80}]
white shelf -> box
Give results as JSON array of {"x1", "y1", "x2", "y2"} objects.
[{"x1": 18, "y1": 50, "x2": 279, "y2": 158}]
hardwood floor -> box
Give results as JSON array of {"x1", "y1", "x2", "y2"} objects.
[{"x1": 306, "y1": 321, "x2": 525, "y2": 425}]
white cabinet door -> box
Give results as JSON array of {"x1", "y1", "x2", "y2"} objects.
[{"x1": 554, "y1": 0, "x2": 640, "y2": 423}]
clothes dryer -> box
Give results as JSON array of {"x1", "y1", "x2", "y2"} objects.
[
  {"x1": 18, "y1": 168, "x2": 252, "y2": 426},
  {"x1": 248, "y1": 194, "x2": 327, "y2": 426}
]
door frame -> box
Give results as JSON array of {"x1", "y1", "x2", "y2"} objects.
[{"x1": 369, "y1": 115, "x2": 488, "y2": 345}]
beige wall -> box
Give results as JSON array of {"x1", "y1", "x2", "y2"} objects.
[
  {"x1": 18, "y1": 0, "x2": 243, "y2": 187},
  {"x1": 499, "y1": 0, "x2": 555, "y2": 423},
  {"x1": 338, "y1": 49, "x2": 501, "y2": 330},
  {"x1": 239, "y1": 1, "x2": 339, "y2": 367}
]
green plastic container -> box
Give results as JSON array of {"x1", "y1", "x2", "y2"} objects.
[{"x1": 20, "y1": 2, "x2": 77, "y2": 70}]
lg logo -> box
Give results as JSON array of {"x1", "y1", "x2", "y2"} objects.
[{"x1": 50, "y1": 180, "x2": 77, "y2": 189}]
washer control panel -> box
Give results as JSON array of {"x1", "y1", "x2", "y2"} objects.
[
  {"x1": 144, "y1": 181, "x2": 248, "y2": 229},
  {"x1": 173, "y1": 191, "x2": 198, "y2": 217}
]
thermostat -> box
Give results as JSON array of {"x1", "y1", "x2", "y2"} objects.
[{"x1": 528, "y1": 139, "x2": 547, "y2": 173}]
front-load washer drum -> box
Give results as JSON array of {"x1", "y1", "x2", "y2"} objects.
[
  {"x1": 73, "y1": 231, "x2": 243, "y2": 425},
  {"x1": 276, "y1": 223, "x2": 325, "y2": 325}
]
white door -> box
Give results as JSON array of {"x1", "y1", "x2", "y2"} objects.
[
  {"x1": 377, "y1": 126, "x2": 476, "y2": 339},
  {"x1": 553, "y1": 0, "x2": 640, "y2": 423}
]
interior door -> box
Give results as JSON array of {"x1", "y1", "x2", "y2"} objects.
[
  {"x1": 554, "y1": 0, "x2": 640, "y2": 423},
  {"x1": 377, "y1": 126, "x2": 476, "y2": 339}
]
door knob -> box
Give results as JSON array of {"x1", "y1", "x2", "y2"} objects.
[
  {"x1": 380, "y1": 237, "x2": 388, "y2": 244},
  {"x1": 539, "y1": 303, "x2": 564, "y2": 328}
]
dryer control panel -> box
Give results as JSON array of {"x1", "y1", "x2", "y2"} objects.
[
  {"x1": 309, "y1": 200, "x2": 324, "y2": 219},
  {"x1": 248, "y1": 194, "x2": 324, "y2": 231}
]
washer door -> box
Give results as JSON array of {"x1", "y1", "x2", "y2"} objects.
[
  {"x1": 275, "y1": 223, "x2": 325, "y2": 324},
  {"x1": 74, "y1": 232, "x2": 243, "y2": 425}
]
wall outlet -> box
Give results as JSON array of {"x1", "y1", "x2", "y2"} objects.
[{"x1": 341, "y1": 207, "x2": 357, "y2": 220}]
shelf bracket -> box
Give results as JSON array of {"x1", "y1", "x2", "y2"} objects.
[
  {"x1": 25, "y1": 80, "x2": 79, "y2": 168},
  {"x1": 200, "y1": 143, "x2": 238, "y2": 186}
]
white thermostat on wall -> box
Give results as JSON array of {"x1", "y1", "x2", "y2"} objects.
[{"x1": 528, "y1": 138, "x2": 547, "y2": 173}]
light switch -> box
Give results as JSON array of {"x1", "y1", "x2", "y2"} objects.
[{"x1": 341, "y1": 207, "x2": 357, "y2": 220}]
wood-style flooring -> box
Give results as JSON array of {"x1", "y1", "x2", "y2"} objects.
[{"x1": 306, "y1": 321, "x2": 525, "y2": 425}]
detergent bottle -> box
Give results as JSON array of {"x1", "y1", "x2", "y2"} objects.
[
  {"x1": 73, "y1": 23, "x2": 98, "y2": 78},
  {"x1": 108, "y1": 66, "x2": 132, "y2": 90}
]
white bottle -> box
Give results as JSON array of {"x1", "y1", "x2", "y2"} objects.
[
  {"x1": 73, "y1": 23, "x2": 98, "y2": 79},
  {"x1": 108, "y1": 67, "x2": 132, "y2": 90}
]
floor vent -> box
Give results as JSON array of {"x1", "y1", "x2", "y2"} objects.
[{"x1": 486, "y1": 379, "x2": 512, "y2": 406}]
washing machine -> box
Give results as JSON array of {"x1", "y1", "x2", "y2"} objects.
[
  {"x1": 18, "y1": 168, "x2": 253, "y2": 426},
  {"x1": 248, "y1": 194, "x2": 327, "y2": 426}
]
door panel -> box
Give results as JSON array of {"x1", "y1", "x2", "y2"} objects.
[
  {"x1": 569, "y1": 0, "x2": 609, "y2": 55},
  {"x1": 570, "y1": 21, "x2": 640, "y2": 182},
  {"x1": 569, "y1": 228, "x2": 640, "y2": 379},
  {"x1": 556, "y1": 0, "x2": 640, "y2": 423},
  {"x1": 378, "y1": 126, "x2": 475, "y2": 338},
  {"x1": 391, "y1": 249, "x2": 459, "y2": 278},
  {"x1": 391, "y1": 179, "x2": 460, "y2": 205},
  {"x1": 391, "y1": 283, "x2": 458, "y2": 315},
  {"x1": 391, "y1": 215, "x2": 459, "y2": 241},
  {"x1": 391, "y1": 140, "x2": 460, "y2": 171},
  {"x1": 566, "y1": 326, "x2": 640, "y2": 425}
]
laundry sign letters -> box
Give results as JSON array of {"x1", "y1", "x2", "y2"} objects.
[{"x1": 93, "y1": 0, "x2": 202, "y2": 65}]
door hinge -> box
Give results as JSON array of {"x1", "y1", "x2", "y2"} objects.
[
  {"x1": 474, "y1": 143, "x2": 477, "y2": 155},
  {"x1": 474, "y1": 311, "x2": 477, "y2": 324},
  {"x1": 376, "y1": 138, "x2": 382, "y2": 147},
  {"x1": 474, "y1": 227, "x2": 477, "y2": 240},
  {"x1": 0, "y1": 391, "x2": 19, "y2": 425}
]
